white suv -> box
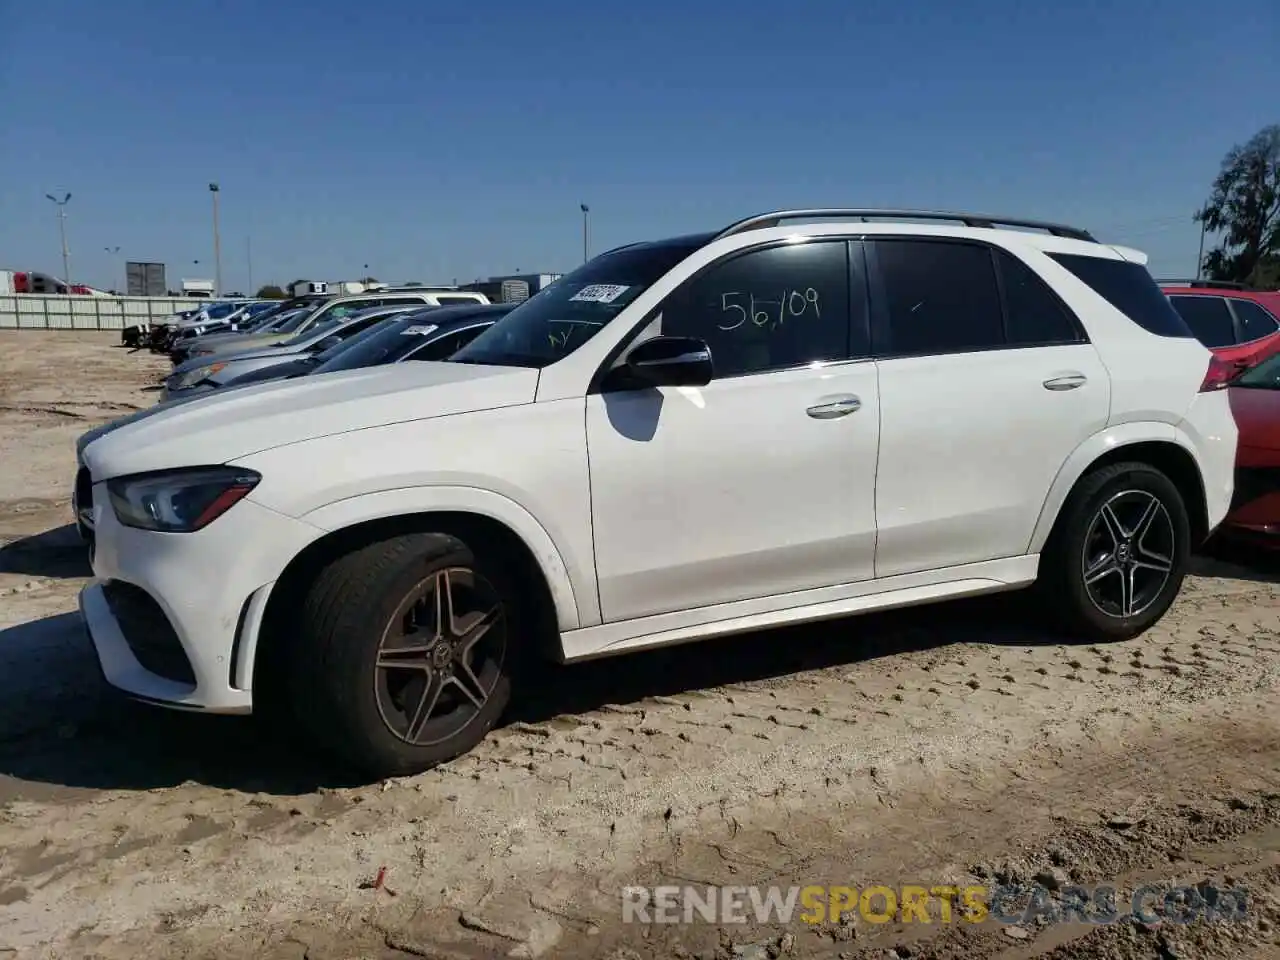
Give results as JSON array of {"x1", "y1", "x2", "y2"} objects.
[{"x1": 76, "y1": 209, "x2": 1238, "y2": 778}]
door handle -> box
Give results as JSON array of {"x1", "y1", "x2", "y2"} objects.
[
  {"x1": 806, "y1": 396, "x2": 861, "y2": 419},
  {"x1": 1043, "y1": 373, "x2": 1088, "y2": 391}
]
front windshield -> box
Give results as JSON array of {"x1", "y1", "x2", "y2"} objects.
[
  {"x1": 206, "y1": 302, "x2": 240, "y2": 320},
  {"x1": 1234, "y1": 352, "x2": 1280, "y2": 389},
  {"x1": 272, "y1": 307, "x2": 317, "y2": 334},
  {"x1": 280, "y1": 316, "x2": 342, "y2": 347},
  {"x1": 451, "y1": 236, "x2": 707, "y2": 368},
  {"x1": 313, "y1": 312, "x2": 441, "y2": 372}
]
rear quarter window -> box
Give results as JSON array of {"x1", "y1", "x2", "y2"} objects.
[
  {"x1": 1232, "y1": 299, "x2": 1280, "y2": 342},
  {"x1": 1049, "y1": 254, "x2": 1194, "y2": 339}
]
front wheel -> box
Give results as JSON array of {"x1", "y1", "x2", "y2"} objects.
[
  {"x1": 1039, "y1": 462, "x2": 1191, "y2": 642},
  {"x1": 291, "y1": 533, "x2": 517, "y2": 778}
]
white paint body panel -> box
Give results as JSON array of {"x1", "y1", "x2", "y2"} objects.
[
  {"x1": 75, "y1": 219, "x2": 1238, "y2": 713},
  {"x1": 587, "y1": 360, "x2": 880, "y2": 621},
  {"x1": 873, "y1": 344, "x2": 1110, "y2": 577}
]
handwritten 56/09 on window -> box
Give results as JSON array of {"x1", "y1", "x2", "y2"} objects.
[{"x1": 719, "y1": 289, "x2": 821, "y2": 332}]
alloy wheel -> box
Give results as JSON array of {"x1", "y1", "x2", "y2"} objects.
[
  {"x1": 1080, "y1": 489, "x2": 1176, "y2": 619},
  {"x1": 373, "y1": 566, "x2": 506, "y2": 746}
]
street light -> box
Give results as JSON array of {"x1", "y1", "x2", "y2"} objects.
[
  {"x1": 580, "y1": 204, "x2": 590, "y2": 263},
  {"x1": 104, "y1": 246, "x2": 121, "y2": 292},
  {"x1": 44, "y1": 192, "x2": 72, "y2": 289},
  {"x1": 209, "y1": 183, "x2": 222, "y2": 298}
]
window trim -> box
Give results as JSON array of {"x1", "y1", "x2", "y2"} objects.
[
  {"x1": 589, "y1": 237, "x2": 868, "y2": 394},
  {"x1": 866, "y1": 236, "x2": 1089, "y2": 361}
]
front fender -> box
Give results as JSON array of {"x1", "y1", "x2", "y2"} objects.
[
  {"x1": 1026, "y1": 422, "x2": 1202, "y2": 553},
  {"x1": 302, "y1": 486, "x2": 583, "y2": 632}
]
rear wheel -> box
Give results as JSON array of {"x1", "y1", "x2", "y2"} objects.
[
  {"x1": 291, "y1": 533, "x2": 517, "y2": 778},
  {"x1": 1039, "y1": 462, "x2": 1190, "y2": 642}
]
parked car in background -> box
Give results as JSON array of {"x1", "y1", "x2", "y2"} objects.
[
  {"x1": 166, "y1": 296, "x2": 328, "y2": 358},
  {"x1": 172, "y1": 299, "x2": 277, "y2": 338},
  {"x1": 74, "y1": 305, "x2": 518, "y2": 503},
  {"x1": 75, "y1": 208, "x2": 1237, "y2": 779},
  {"x1": 169, "y1": 301, "x2": 322, "y2": 364},
  {"x1": 1160, "y1": 281, "x2": 1280, "y2": 371},
  {"x1": 218, "y1": 303, "x2": 515, "y2": 391},
  {"x1": 145, "y1": 301, "x2": 238, "y2": 352},
  {"x1": 162, "y1": 305, "x2": 424, "y2": 400},
  {"x1": 1212, "y1": 352, "x2": 1280, "y2": 548},
  {"x1": 124, "y1": 305, "x2": 203, "y2": 349},
  {"x1": 177, "y1": 290, "x2": 491, "y2": 362}
]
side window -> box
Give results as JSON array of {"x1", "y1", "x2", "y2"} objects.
[
  {"x1": 993, "y1": 248, "x2": 1083, "y2": 345},
  {"x1": 1232, "y1": 299, "x2": 1280, "y2": 342},
  {"x1": 873, "y1": 239, "x2": 1003, "y2": 356},
  {"x1": 1048, "y1": 254, "x2": 1194, "y2": 339},
  {"x1": 434, "y1": 295, "x2": 482, "y2": 305},
  {"x1": 660, "y1": 240, "x2": 855, "y2": 379},
  {"x1": 1168, "y1": 296, "x2": 1235, "y2": 348}
]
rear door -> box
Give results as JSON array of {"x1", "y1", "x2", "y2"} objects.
[{"x1": 867, "y1": 238, "x2": 1111, "y2": 578}]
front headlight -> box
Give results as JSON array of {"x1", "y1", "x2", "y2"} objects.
[
  {"x1": 172, "y1": 362, "x2": 225, "y2": 389},
  {"x1": 107, "y1": 467, "x2": 261, "y2": 532}
]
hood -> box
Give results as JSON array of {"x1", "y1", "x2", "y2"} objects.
[
  {"x1": 183, "y1": 331, "x2": 293, "y2": 357},
  {"x1": 170, "y1": 340, "x2": 307, "y2": 377},
  {"x1": 76, "y1": 391, "x2": 216, "y2": 461},
  {"x1": 81, "y1": 361, "x2": 540, "y2": 480},
  {"x1": 223, "y1": 357, "x2": 317, "y2": 387},
  {"x1": 1228, "y1": 386, "x2": 1280, "y2": 451}
]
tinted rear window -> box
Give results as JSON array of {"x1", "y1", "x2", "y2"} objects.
[{"x1": 1049, "y1": 254, "x2": 1194, "y2": 338}]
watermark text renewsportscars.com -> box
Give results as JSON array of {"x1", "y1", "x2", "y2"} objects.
[{"x1": 621, "y1": 883, "x2": 1250, "y2": 926}]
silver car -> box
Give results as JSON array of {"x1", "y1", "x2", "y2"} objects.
[{"x1": 161, "y1": 305, "x2": 423, "y2": 401}]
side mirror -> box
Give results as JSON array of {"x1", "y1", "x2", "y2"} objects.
[{"x1": 622, "y1": 336, "x2": 712, "y2": 387}]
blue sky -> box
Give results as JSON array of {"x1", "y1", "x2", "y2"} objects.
[{"x1": 1, "y1": 0, "x2": 1276, "y2": 292}]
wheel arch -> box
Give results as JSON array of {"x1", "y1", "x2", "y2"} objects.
[
  {"x1": 249, "y1": 495, "x2": 581, "y2": 699},
  {"x1": 1029, "y1": 427, "x2": 1210, "y2": 555}
]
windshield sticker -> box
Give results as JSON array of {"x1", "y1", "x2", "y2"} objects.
[
  {"x1": 401, "y1": 324, "x2": 439, "y2": 337},
  {"x1": 569, "y1": 284, "x2": 630, "y2": 304}
]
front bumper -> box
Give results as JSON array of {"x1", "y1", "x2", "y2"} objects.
[{"x1": 79, "y1": 489, "x2": 321, "y2": 712}]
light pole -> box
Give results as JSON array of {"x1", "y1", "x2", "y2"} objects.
[
  {"x1": 580, "y1": 204, "x2": 590, "y2": 263},
  {"x1": 45, "y1": 193, "x2": 72, "y2": 289},
  {"x1": 209, "y1": 183, "x2": 222, "y2": 298},
  {"x1": 1195, "y1": 217, "x2": 1208, "y2": 282},
  {"x1": 246, "y1": 235, "x2": 253, "y2": 295},
  {"x1": 104, "y1": 246, "x2": 121, "y2": 292}
]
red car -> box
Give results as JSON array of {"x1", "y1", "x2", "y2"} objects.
[
  {"x1": 1161, "y1": 282, "x2": 1280, "y2": 370},
  {"x1": 1215, "y1": 350, "x2": 1280, "y2": 545}
]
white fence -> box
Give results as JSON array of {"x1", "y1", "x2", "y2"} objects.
[{"x1": 0, "y1": 294, "x2": 248, "y2": 331}]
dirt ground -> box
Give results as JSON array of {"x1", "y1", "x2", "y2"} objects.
[{"x1": 0, "y1": 331, "x2": 1278, "y2": 960}]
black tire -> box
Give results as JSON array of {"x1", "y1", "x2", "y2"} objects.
[
  {"x1": 290, "y1": 533, "x2": 519, "y2": 779},
  {"x1": 1039, "y1": 461, "x2": 1191, "y2": 642}
]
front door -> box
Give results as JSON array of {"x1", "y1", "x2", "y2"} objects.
[{"x1": 586, "y1": 238, "x2": 882, "y2": 622}]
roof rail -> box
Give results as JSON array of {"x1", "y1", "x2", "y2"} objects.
[
  {"x1": 713, "y1": 208, "x2": 1096, "y2": 243},
  {"x1": 1155, "y1": 279, "x2": 1251, "y2": 291}
]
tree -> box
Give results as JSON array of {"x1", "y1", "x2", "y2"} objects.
[
  {"x1": 1196, "y1": 124, "x2": 1280, "y2": 284},
  {"x1": 255, "y1": 284, "x2": 286, "y2": 299}
]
